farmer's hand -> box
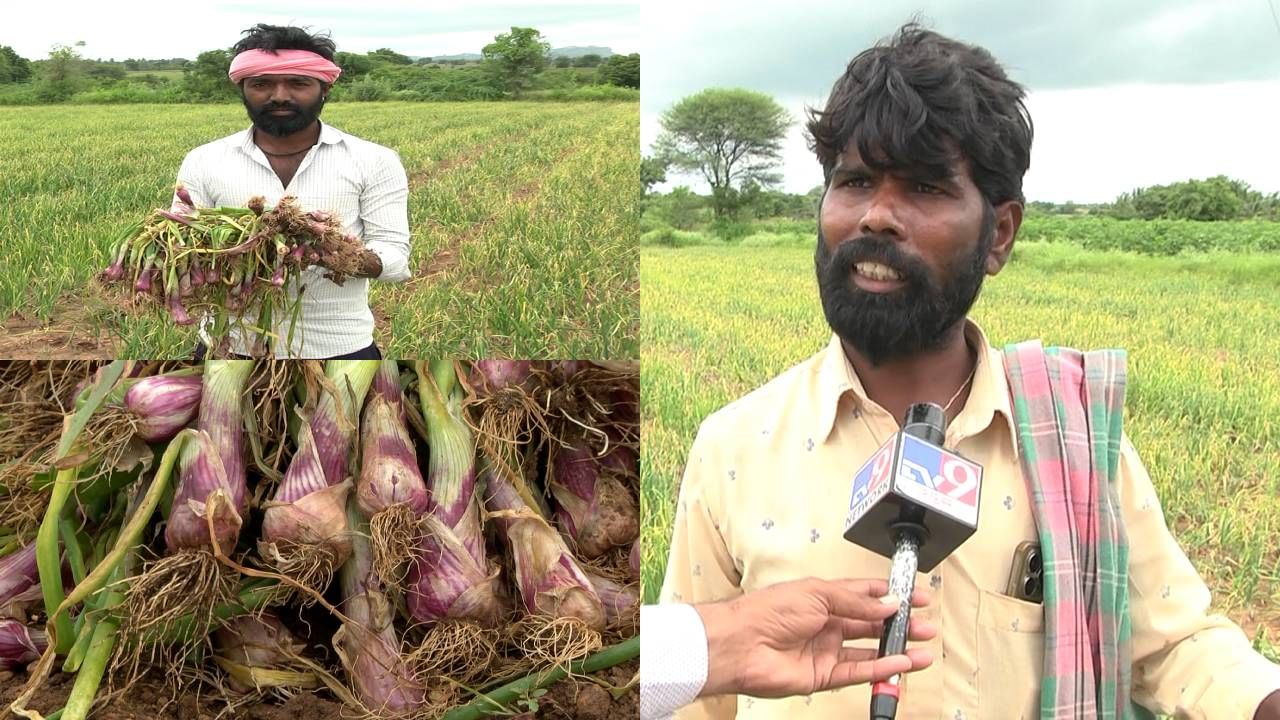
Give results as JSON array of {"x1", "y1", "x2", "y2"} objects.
[{"x1": 695, "y1": 577, "x2": 935, "y2": 699}]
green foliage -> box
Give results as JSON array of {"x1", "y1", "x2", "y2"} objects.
[
  {"x1": 181, "y1": 49, "x2": 236, "y2": 101},
  {"x1": 655, "y1": 88, "x2": 791, "y2": 218},
  {"x1": 640, "y1": 155, "x2": 667, "y2": 194},
  {"x1": 368, "y1": 47, "x2": 413, "y2": 66},
  {"x1": 597, "y1": 53, "x2": 639, "y2": 88},
  {"x1": 573, "y1": 54, "x2": 603, "y2": 68},
  {"x1": 342, "y1": 77, "x2": 391, "y2": 101},
  {"x1": 35, "y1": 43, "x2": 88, "y2": 102},
  {"x1": 334, "y1": 51, "x2": 376, "y2": 79},
  {"x1": 1019, "y1": 214, "x2": 1280, "y2": 255},
  {"x1": 1107, "y1": 175, "x2": 1279, "y2": 221},
  {"x1": 0, "y1": 46, "x2": 33, "y2": 83},
  {"x1": 482, "y1": 26, "x2": 551, "y2": 97}
]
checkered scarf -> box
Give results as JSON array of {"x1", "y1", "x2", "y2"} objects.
[{"x1": 1002, "y1": 341, "x2": 1154, "y2": 720}]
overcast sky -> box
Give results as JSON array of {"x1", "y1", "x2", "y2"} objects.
[
  {"x1": 7, "y1": 0, "x2": 638, "y2": 60},
  {"x1": 642, "y1": 0, "x2": 1280, "y2": 203}
]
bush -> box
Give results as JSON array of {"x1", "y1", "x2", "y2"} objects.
[
  {"x1": 341, "y1": 78, "x2": 391, "y2": 102},
  {"x1": 523, "y1": 85, "x2": 639, "y2": 101},
  {"x1": 640, "y1": 227, "x2": 714, "y2": 247}
]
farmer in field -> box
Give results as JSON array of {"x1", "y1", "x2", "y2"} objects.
[
  {"x1": 177, "y1": 24, "x2": 411, "y2": 359},
  {"x1": 659, "y1": 23, "x2": 1280, "y2": 720}
]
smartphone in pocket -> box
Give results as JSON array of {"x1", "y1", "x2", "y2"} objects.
[{"x1": 1006, "y1": 540, "x2": 1044, "y2": 603}]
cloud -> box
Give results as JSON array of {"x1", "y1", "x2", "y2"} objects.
[
  {"x1": 6, "y1": 0, "x2": 638, "y2": 59},
  {"x1": 642, "y1": 0, "x2": 1280, "y2": 200}
]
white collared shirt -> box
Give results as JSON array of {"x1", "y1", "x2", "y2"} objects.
[{"x1": 174, "y1": 120, "x2": 411, "y2": 358}]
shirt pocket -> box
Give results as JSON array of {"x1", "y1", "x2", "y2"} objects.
[{"x1": 977, "y1": 589, "x2": 1044, "y2": 720}]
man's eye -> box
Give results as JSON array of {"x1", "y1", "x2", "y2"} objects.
[
  {"x1": 915, "y1": 182, "x2": 942, "y2": 194},
  {"x1": 843, "y1": 176, "x2": 870, "y2": 188}
]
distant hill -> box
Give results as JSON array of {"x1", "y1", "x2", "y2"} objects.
[
  {"x1": 549, "y1": 46, "x2": 615, "y2": 58},
  {"x1": 415, "y1": 46, "x2": 615, "y2": 62}
]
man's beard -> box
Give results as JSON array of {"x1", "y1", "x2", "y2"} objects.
[
  {"x1": 814, "y1": 204, "x2": 995, "y2": 367},
  {"x1": 243, "y1": 93, "x2": 324, "y2": 137}
]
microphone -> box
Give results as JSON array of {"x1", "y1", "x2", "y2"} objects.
[{"x1": 842, "y1": 403, "x2": 984, "y2": 720}]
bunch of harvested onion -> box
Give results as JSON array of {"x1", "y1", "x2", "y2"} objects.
[
  {"x1": 0, "y1": 359, "x2": 639, "y2": 720},
  {"x1": 99, "y1": 187, "x2": 368, "y2": 348}
]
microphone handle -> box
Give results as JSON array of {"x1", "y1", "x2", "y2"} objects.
[{"x1": 871, "y1": 530, "x2": 920, "y2": 720}]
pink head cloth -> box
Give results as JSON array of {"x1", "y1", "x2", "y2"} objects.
[{"x1": 228, "y1": 49, "x2": 342, "y2": 84}]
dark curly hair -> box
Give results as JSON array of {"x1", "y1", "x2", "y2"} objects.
[
  {"x1": 806, "y1": 22, "x2": 1033, "y2": 206},
  {"x1": 232, "y1": 24, "x2": 337, "y2": 62}
]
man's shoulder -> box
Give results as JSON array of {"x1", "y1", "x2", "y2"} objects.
[
  {"x1": 184, "y1": 129, "x2": 248, "y2": 160},
  {"x1": 328, "y1": 127, "x2": 401, "y2": 164},
  {"x1": 695, "y1": 349, "x2": 825, "y2": 448}
]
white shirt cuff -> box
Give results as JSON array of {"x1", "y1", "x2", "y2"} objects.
[
  {"x1": 365, "y1": 241, "x2": 410, "y2": 283},
  {"x1": 640, "y1": 603, "x2": 709, "y2": 720}
]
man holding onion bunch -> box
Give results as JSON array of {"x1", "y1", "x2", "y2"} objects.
[{"x1": 178, "y1": 24, "x2": 411, "y2": 359}]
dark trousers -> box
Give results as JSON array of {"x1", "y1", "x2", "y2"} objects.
[{"x1": 192, "y1": 341, "x2": 382, "y2": 361}]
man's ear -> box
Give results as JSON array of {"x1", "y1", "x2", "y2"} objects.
[{"x1": 986, "y1": 200, "x2": 1022, "y2": 275}]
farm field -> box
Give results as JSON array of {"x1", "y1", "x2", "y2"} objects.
[
  {"x1": 0, "y1": 101, "x2": 638, "y2": 358},
  {"x1": 640, "y1": 240, "x2": 1280, "y2": 661}
]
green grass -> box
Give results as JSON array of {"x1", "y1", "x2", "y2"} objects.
[
  {"x1": 640, "y1": 241, "x2": 1280, "y2": 662},
  {"x1": 0, "y1": 102, "x2": 638, "y2": 357}
]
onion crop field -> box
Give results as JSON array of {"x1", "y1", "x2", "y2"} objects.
[
  {"x1": 640, "y1": 241, "x2": 1280, "y2": 662},
  {"x1": 0, "y1": 102, "x2": 638, "y2": 358}
]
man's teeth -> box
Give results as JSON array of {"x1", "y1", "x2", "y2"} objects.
[{"x1": 854, "y1": 262, "x2": 902, "y2": 282}]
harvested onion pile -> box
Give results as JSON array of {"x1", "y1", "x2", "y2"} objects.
[
  {"x1": 99, "y1": 187, "x2": 367, "y2": 349},
  {"x1": 0, "y1": 359, "x2": 639, "y2": 720}
]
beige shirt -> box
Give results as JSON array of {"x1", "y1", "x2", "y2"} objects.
[{"x1": 660, "y1": 321, "x2": 1280, "y2": 720}]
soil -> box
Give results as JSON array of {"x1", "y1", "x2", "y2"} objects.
[
  {"x1": 0, "y1": 658, "x2": 639, "y2": 719},
  {"x1": 0, "y1": 303, "x2": 116, "y2": 359}
]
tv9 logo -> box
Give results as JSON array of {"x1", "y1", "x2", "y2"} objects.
[{"x1": 899, "y1": 435, "x2": 981, "y2": 518}]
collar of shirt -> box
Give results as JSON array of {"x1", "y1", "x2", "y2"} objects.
[
  {"x1": 811, "y1": 318, "x2": 1020, "y2": 456},
  {"x1": 235, "y1": 120, "x2": 346, "y2": 160}
]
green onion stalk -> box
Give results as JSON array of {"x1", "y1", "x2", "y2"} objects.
[
  {"x1": 405, "y1": 361, "x2": 504, "y2": 627},
  {"x1": 482, "y1": 462, "x2": 605, "y2": 631},
  {"x1": 358, "y1": 360, "x2": 429, "y2": 588},
  {"x1": 334, "y1": 497, "x2": 425, "y2": 715},
  {"x1": 259, "y1": 360, "x2": 379, "y2": 601},
  {"x1": 100, "y1": 191, "x2": 368, "y2": 350},
  {"x1": 117, "y1": 361, "x2": 253, "y2": 646}
]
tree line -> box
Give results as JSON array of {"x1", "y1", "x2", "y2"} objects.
[
  {"x1": 0, "y1": 29, "x2": 639, "y2": 105},
  {"x1": 645, "y1": 87, "x2": 1280, "y2": 225}
]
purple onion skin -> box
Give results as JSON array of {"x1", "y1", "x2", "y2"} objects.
[
  {"x1": 0, "y1": 620, "x2": 46, "y2": 671},
  {"x1": 0, "y1": 545, "x2": 39, "y2": 611},
  {"x1": 484, "y1": 468, "x2": 604, "y2": 629},
  {"x1": 175, "y1": 183, "x2": 194, "y2": 207},
  {"x1": 469, "y1": 360, "x2": 533, "y2": 395},
  {"x1": 358, "y1": 394, "x2": 428, "y2": 517},
  {"x1": 102, "y1": 260, "x2": 124, "y2": 282},
  {"x1": 165, "y1": 430, "x2": 243, "y2": 552},
  {"x1": 168, "y1": 294, "x2": 194, "y2": 325},
  {"x1": 585, "y1": 571, "x2": 639, "y2": 625},
  {"x1": 405, "y1": 513, "x2": 502, "y2": 626},
  {"x1": 134, "y1": 267, "x2": 153, "y2": 293},
  {"x1": 124, "y1": 375, "x2": 202, "y2": 442},
  {"x1": 549, "y1": 439, "x2": 639, "y2": 559},
  {"x1": 629, "y1": 539, "x2": 640, "y2": 580}
]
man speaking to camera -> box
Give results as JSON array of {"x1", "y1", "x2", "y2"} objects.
[{"x1": 659, "y1": 23, "x2": 1280, "y2": 720}]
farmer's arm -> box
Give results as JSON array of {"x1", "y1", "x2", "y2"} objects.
[
  {"x1": 354, "y1": 149, "x2": 411, "y2": 282},
  {"x1": 660, "y1": 421, "x2": 742, "y2": 720},
  {"x1": 1120, "y1": 435, "x2": 1280, "y2": 719}
]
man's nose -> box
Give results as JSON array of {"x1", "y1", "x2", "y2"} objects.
[
  {"x1": 859, "y1": 186, "x2": 905, "y2": 238},
  {"x1": 269, "y1": 84, "x2": 292, "y2": 103}
]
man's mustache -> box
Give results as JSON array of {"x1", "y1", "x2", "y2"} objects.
[{"x1": 826, "y1": 234, "x2": 930, "y2": 286}]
